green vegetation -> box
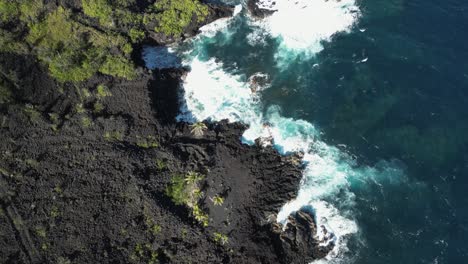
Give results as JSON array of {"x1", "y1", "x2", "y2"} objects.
[
  {"x1": 26, "y1": 7, "x2": 136, "y2": 82},
  {"x1": 0, "y1": 1, "x2": 18, "y2": 22},
  {"x1": 184, "y1": 171, "x2": 204, "y2": 184},
  {"x1": 165, "y1": 172, "x2": 209, "y2": 226},
  {"x1": 104, "y1": 130, "x2": 123, "y2": 141},
  {"x1": 129, "y1": 28, "x2": 145, "y2": 43},
  {"x1": 213, "y1": 232, "x2": 228, "y2": 245},
  {"x1": 23, "y1": 104, "x2": 41, "y2": 122},
  {"x1": 50, "y1": 206, "x2": 60, "y2": 218},
  {"x1": 49, "y1": 113, "x2": 60, "y2": 131},
  {"x1": 75, "y1": 103, "x2": 85, "y2": 114},
  {"x1": 192, "y1": 204, "x2": 209, "y2": 227},
  {"x1": 99, "y1": 55, "x2": 137, "y2": 80},
  {"x1": 136, "y1": 136, "x2": 159, "y2": 149},
  {"x1": 143, "y1": 209, "x2": 162, "y2": 237},
  {"x1": 190, "y1": 122, "x2": 207, "y2": 138},
  {"x1": 81, "y1": 116, "x2": 92, "y2": 128},
  {"x1": 1, "y1": 0, "x2": 213, "y2": 82},
  {"x1": 211, "y1": 195, "x2": 224, "y2": 206},
  {"x1": 153, "y1": 0, "x2": 209, "y2": 36},
  {"x1": 96, "y1": 84, "x2": 112, "y2": 98},
  {"x1": 93, "y1": 102, "x2": 104, "y2": 113},
  {"x1": 82, "y1": 0, "x2": 113, "y2": 26},
  {"x1": 165, "y1": 175, "x2": 189, "y2": 206},
  {"x1": 35, "y1": 226, "x2": 47, "y2": 238},
  {"x1": 131, "y1": 243, "x2": 159, "y2": 264},
  {"x1": 155, "y1": 159, "x2": 167, "y2": 171}
]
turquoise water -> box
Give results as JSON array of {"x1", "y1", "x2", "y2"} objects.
[{"x1": 144, "y1": 0, "x2": 468, "y2": 263}]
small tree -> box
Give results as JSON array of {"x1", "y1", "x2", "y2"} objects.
[{"x1": 190, "y1": 122, "x2": 207, "y2": 138}]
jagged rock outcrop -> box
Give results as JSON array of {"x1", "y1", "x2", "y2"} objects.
[
  {"x1": 271, "y1": 209, "x2": 335, "y2": 263},
  {"x1": 0, "y1": 1, "x2": 333, "y2": 263}
]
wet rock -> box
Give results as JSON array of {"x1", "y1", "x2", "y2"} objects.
[
  {"x1": 247, "y1": 0, "x2": 277, "y2": 18},
  {"x1": 271, "y1": 209, "x2": 335, "y2": 263}
]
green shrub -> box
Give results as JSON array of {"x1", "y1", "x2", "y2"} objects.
[
  {"x1": 25, "y1": 7, "x2": 136, "y2": 82},
  {"x1": 96, "y1": 84, "x2": 112, "y2": 98},
  {"x1": 99, "y1": 55, "x2": 137, "y2": 80},
  {"x1": 155, "y1": 159, "x2": 167, "y2": 171},
  {"x1": 129, "y1": 28, "x2": 145, "y2": 43},
  {"x1": 104, "y1": 130, "x2": 123, "y2": 141},
  {"x1": 82, "y1": 0, "x2": 113, "y2": 26},
  {"x1": 81, "y1": 116, "x2": 92, "y2": 127},
  {"x1": 165, "y1": 175, "x2": 188, "y2": 205},
  {"x1": 19, "y1": 1, "x2": 43, "y2": 23},
  {"x1": 166, "y1": 172, "x2": 209, "y2": 226},
  {"x1": 0, "y1": 1, "x2": 19, "y2": 22},
  {"x1": 213, "y1": 232, "x2": 228, "y2": 245},
  {"x1": 136, "y1": 136, "x2": 159, "y2": 148},
  {"x1": 192, "y1": 204, "x2": 209, "y2": 227},
  {"x1": 47, "y1": 50, "x2": 96, "y2": 82},
  {"x1": 153, "y1": 0, "x2": 209, "y2": 36}
]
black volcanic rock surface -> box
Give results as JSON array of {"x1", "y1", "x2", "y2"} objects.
[{"x1": 0, "y1": 2, "x2": 333, "y2": 263}]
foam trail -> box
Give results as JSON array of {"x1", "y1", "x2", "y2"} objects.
[
  {"x1": 251, "y1": 0, "x2": 360, "y2": 64},
  {"x1": 147, "y1": 0, "x2": 386, "y2": 262},
  {"x1": 176, "y1": 56, "x2": 361, "y2": 260}
]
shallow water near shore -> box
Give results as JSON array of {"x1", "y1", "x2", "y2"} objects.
[{"x1": 144, "y1": 0, "x2": 468, "y2": 263}]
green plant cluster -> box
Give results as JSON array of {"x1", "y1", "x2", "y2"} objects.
[
  {"x1": 27, "y1": 7, "x2": 136, "y2": 82},
  {"x1": 131, "y1": 243, "x2": 158, "y2": 264},
  {"x1": 1, "y1": 0, "x2": 213, "y2": 83},
  {"x1": 213, "y1": 232, "x2": 228, "y2": 245},
  {"x1": 1, "y1": 1, "x2": 137, "y2": 82},
  {"x1": 82, "y1": 0, "x2": 143, "y2": 29},
  {"x1": 153, "y1": 0, "x2": 209, "y2": 36},
  {"x1": 136, "y1": 136, "x2": 159, "y2": 149},
  {"x1": 165, "y1": 172, "x2": 209, "y2": 226}
]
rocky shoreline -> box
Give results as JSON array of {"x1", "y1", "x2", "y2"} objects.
[{"x1": 0, "y1": 1, "x2": 333, "y2": 263}]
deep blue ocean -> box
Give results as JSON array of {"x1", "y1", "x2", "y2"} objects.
[{"x1": 144, "y1": 0, "x2": 468, "y2": 263}]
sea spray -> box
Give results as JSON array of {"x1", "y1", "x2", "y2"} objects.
[
  {"x1": 145, "y1": 0, "x2": 368, "y2": 262},
  {"x1": 251, "y1": 0, "x2": 360, "y2": 66}
]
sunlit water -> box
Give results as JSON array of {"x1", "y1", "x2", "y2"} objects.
[{"x1": 143, "y1": 0, "x2": 468, "y2": 263}]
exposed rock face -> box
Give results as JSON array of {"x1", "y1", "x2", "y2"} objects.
[
  {"x1": 0, "y1": 50, "x2": 331, "y2": 263},
  {"x1": 0, "y1": 2, "x2": 334, "y2": 263},
  {"x1": 272, "y1": 209, "x2": 336, "y2": 263}
]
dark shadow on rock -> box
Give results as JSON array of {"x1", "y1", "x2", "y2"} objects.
[{"x1": 147, "y1": 67, "x2": 189, "y2": 125}]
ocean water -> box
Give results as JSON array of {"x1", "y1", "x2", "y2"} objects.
[{"x1": 143, "y1": 0, "x2": 468, "y2": 263}]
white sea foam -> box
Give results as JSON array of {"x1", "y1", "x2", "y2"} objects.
[
  {"x1": 144, "y1": 1, "x2": 402, "y2": 262},
  {"x1": 251, "y1": 0, "x2": 360, "y2": 64},
  {"x1": 176, "y1": 56, "x2": 360, "y2": 259}
]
